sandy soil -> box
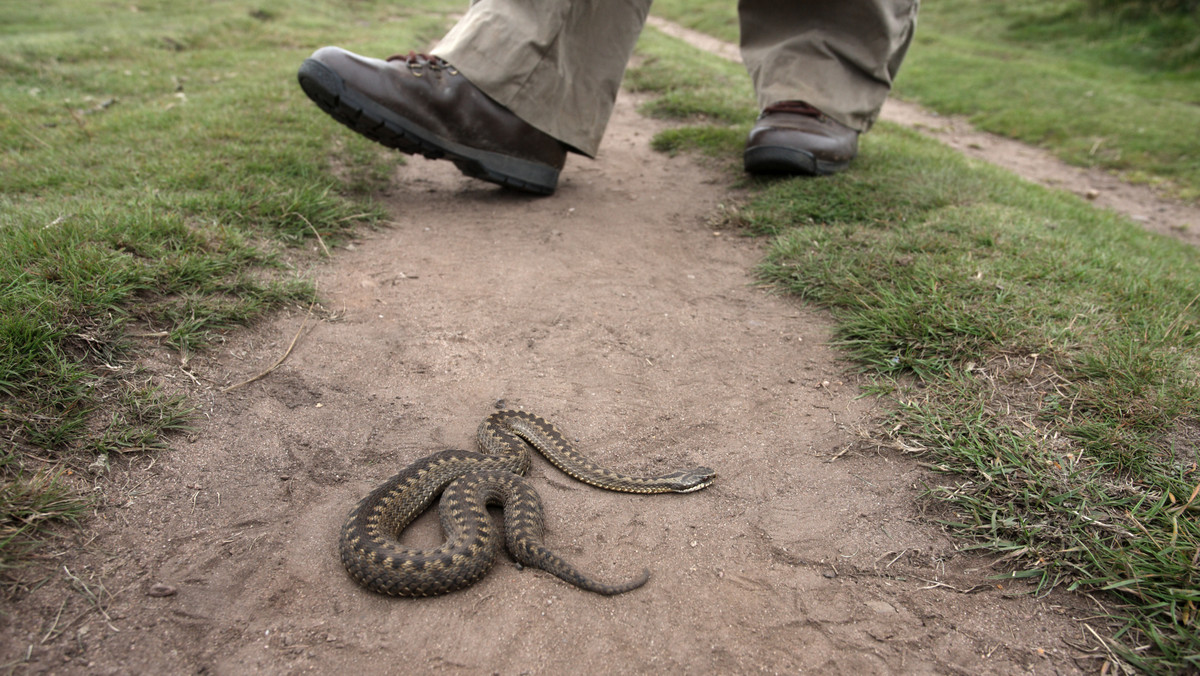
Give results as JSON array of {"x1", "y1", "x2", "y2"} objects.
[{"x1": 12, "y1": 21, "x2": 1198, "y2": 675}]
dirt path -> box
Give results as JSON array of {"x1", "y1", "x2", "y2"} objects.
[{"x1": 2, "y1": 81, "x2": 1105, "y2": 673}]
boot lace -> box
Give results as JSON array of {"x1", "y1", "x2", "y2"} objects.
[{"x1": 386, "y1": 51, "x2": 458, "y2": 76}]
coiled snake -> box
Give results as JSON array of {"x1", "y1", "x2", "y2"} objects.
[{"x1": 339, "y1": 409, "x2": 716, "y2": 597}]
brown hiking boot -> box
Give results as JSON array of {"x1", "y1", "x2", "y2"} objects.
[
  {"x1": 744, "y1": 101, "x2": 859, "y2": 176},
  {"x1": 298, "y1": 46, "x2": 566, "y2": 195}
]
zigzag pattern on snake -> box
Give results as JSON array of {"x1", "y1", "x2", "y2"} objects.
[{"x1": 339, "y1": 409, "x2": 716, "y2": 597}]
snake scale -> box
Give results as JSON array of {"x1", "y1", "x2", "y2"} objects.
[{"x1": 339, "y1": 409, "x2": 716, "y2": 597}]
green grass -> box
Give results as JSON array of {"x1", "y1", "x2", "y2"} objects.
[
  {"x1": 650, "y1": 0, "x2": 739, "y2": 44},
  {"x1": 0, "y1": 0, "x2": 458, "y2": 579},
  {"x1": 631, "y1": 25, "x2": 1200, "y2": 674},
  {"x1": 625, "y1": 27, "x2": 756, "y2": 126},
  {"x1": 650, "y1": 0, "x2": 1200, "y2": 201}
]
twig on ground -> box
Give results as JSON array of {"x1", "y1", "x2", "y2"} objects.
[
  {"x1": 179, "y1": 367, "x2": 201, "y2": 386},
  {"x1": 221, "y1": 302, "x2": 315, "y2": 393},
  {"x1": 291, "y1": 212, "x2": 330, "y2": 257},
  {"x1": 61, "y1": 566, "x2": 120, "y2": 633},
  {"x1": 1083, "y1": 623, "x2": 1136, "y2": 676},
  {"x1": 915, "y1": 577, "x2": 989, "y2": 593},
  {"x1": 883, "y1": 549, "x2": 908, "y2": 568},
  {"x1": 825, "y1": 445, "x2": 852, "y2": 462},
  {"x1": 39, "y1": 598, "x2": 67, "y2": 644},
  {"x1": 987, "y1": 547, "x2": 1030, "y2": 568}
]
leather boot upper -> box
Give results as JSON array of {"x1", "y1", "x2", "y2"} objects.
[
  {"x1": 744, "y1": 101, "x2": 859, "y2": 175},
  {"x1": 310, "y1": 47, "x2": 566, "y2": 170}
]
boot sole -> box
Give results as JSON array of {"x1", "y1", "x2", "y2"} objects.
[
  {"x1": 297, "y1": 58, "x2": 559, "y2": 195},
  {"x1": 743, "y1": 145, "x2": 848, "y2": 177}
]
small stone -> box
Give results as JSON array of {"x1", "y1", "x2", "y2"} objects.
[
  {"x1": 147, "y1": 583, "x2": 177, "y2": 597},
  {"x1": 865, "y1": 600, "x2": 896, "y2": 614}
]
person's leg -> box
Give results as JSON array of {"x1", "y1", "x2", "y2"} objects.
[
  {"x1": 740, "y1": 0, "x2": 919, "y2": 131},
  {"x1": 297, "y1": 0, "x2": 649, "y2": 195},
  {"x1": 739, "y1": 0, "x2": 919, "y2": 175},
  {"x1": 433, "y1": 0, "x2": 651, "y2": 158}
]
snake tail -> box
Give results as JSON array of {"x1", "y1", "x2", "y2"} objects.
[
  {"x1": 515, "y1": 541, "x2": 652, "y2": 595},
  {"x1": 493, "y1": 473, "x2": 651, "y2": 595}
]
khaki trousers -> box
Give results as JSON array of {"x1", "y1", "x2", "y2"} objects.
[{"x1": 433, "y1": 0, "x2": 919, "y2": 157}]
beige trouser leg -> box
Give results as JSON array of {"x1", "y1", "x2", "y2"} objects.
[
  {"x1": 739, "y1": 0, "x2": 920, "y2": 132},
  {"x1": 433, "y1": 0, "x2": 918, "y2": 155},
  {"x1": 433, "y1": 0, "x2": 651, "y2": 157}
]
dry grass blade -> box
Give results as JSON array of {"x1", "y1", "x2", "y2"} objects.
[
  {"x1": 915, "y1": 577, "x2": 990, "y2": 593},
  {"x1": 221, "y1": 302, "x2": 315, "y2": 393},
  {"x1": 291, "y1": 211, "x2": 330, "y2": 257}
]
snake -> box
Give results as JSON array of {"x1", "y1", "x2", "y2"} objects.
[{"x1": 339, "y1": 409, "x2": 716, "y2": 597}]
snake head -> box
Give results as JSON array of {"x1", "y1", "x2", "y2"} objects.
[{"x1": 667, "y1": 466, "x2": 716, "y2": 493}]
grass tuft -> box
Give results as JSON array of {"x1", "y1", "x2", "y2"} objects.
[
  {"x1": 626, "y1": 29, "x2": 756, "y2": 125},
  {"x1": 0, "y1": 469, "x2": 89, "y2": 578}
]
